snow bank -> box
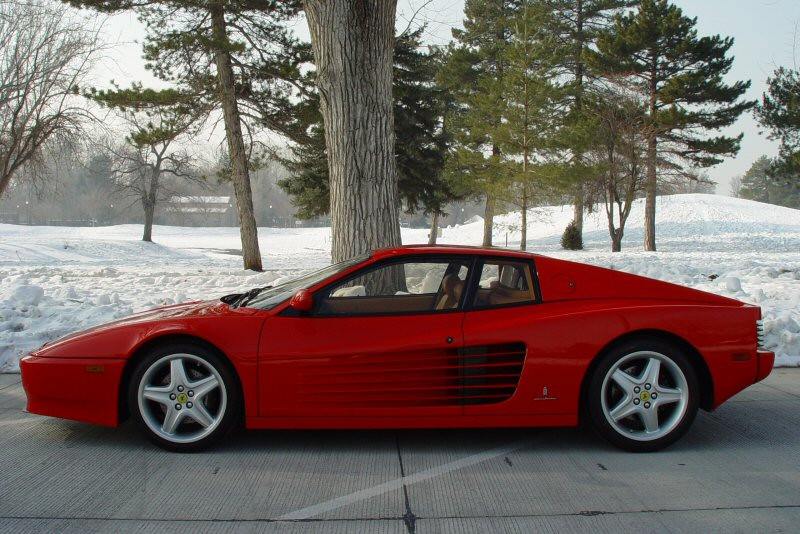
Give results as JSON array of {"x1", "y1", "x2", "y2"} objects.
[{"x1": 1, "y1": 193, "x2": 798, "y2": 371}]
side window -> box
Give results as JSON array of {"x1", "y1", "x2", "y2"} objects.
[
  {"x1": 478, "y1": 264, "x2": 499, "y2": 288},
  {"x1": 319, "y1": 259, "x2": 470, "y2": 315},
  {"x1": 472, "y1": 260, "x2": 536, "y2": 308}
]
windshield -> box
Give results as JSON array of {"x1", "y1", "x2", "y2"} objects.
[{"x1": 242, "y1": 254, "x2": 369, "y2": 310}]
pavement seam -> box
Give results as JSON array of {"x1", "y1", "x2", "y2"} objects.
[
  {"x1": 276, "y1": 439, "x2": 531, "y2": 520},
  {"x1": 412, "y1": 503, "x2": 800, "y2": 520},
  {"x1": 0, "y1": 379, "x2": 22, "y2": 392},
  {"x1": 395, "y1": 434, "x2": 417, "y2": 534},
  {"x1": 764, "y1": 383, "x2": 800, "y2": 400},
  {"x1": 3, "y1": 504, "x2": 800, "y2": 524},
  {"x1": 0, "y1": 515, "x2": 404, "y2": 524}
]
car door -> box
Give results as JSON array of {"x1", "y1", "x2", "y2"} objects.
[
  {"x1": 258, "y1": 257, "x2": 472, "y2": 418},
  {"x1": 460, "y1": 257, "x2": 552, "y2": 416}
]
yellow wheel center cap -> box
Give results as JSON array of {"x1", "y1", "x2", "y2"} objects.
[
  {"x1": 177, "y1": 393, "x2": 188, "y2": 404},
  {"x1": 640, "y1": 391, "x2": 651, "y2": 402}
]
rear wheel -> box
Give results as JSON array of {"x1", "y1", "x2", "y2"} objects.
[
  {"x1": 128, "y1": 343, "x2": 239, "y2": 452},
  {"x1": 588, "y1": 340, "x2": 698, "y2": 452}
]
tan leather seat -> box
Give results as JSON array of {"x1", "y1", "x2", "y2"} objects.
[{"x1": 435, "y1": 274, "x2": 464, "y2": 310}]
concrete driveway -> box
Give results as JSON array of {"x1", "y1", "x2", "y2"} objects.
[{"x1": 1, "y1": 369, "x2": 798, "y2": 533}]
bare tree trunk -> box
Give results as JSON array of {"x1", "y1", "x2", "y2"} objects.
[
  {"x1": 482, "y1": 194, "x2": 495, "y2": 247},
  {"x1": 142, "y1": 199, "x2": 155, "y2": 242},
  {"x1": 520, "y1": 188, "x2": 527, "y2": 251},
  {"x1": 142, "y1": 166, "x2": 160, "y2": 242},
  {"x1": 428, "y1": 212, "x2": 439, "y2": 245},
  {"x1": 304, "y1": 0, "x2": 401, "y2": 263},
  {"x1": 573, "y1": 186, "x2": 584, "y2": 235},
  {"x1": 644, "y1": 66, "x2": 658, "y2": 252},
  {"x1": 210, "y1": 5, "x2": 262, "y2": 271},
  {"x1": 643, "y1": 134, "x2": 657, "y2": 251},
  {"x1": 606, "y1": 184, "x2": 622, "y2": 252},
  {"x1": 571, "y1": 0, "x2": 585, "y2": 241},
  {"x1": 611, "y1": 229, "x2": 622, "y2": 252},
  {"x1": 0, "y1": 173, "x2": 12, "y2": 199},
  {"x1": 521, "y1": 55, "x2": 529, "y2": 253}
]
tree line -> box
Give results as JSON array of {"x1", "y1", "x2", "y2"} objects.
[{"x1": 1, "y1": 0, "x2": 798, "y2": 268}]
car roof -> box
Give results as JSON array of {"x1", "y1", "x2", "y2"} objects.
[{"x1": 371, "y1": 244, "x2": 537, "y2": 260}]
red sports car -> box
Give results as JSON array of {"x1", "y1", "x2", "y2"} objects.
[{"x1": 20, "y1": 245, "x2": 774, "y2": 452}]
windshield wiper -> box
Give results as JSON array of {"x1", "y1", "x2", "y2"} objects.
[
  {"x1": 220, "y1": 293, "x2": 242, "y2": 305},
  {"x1": 224, "y1": 286, "x2": 272, "y2": 309}
]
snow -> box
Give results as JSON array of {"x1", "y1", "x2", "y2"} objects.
[{"x1": 1, "y1": 193, "x2": 798, "y2": 372}]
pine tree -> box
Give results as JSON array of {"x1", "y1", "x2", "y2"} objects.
[
  {"x1": 443, "y1": 0, "x2": 520, "y2": 247},
  {"x1": 739, "y1": 155, "x2": 798, "y2": 208},
  {"x1": 739, "y1": 156, "x2": 772, "y2": 203},
  {"x1": 276, "y1": 94, "x2": 328, "y2": 220},
  {"x1": 394, "y1": 34, "x2": 452, "y2": 218},
  {"x1": 755, "y1": 66, "x2": 800, "y2": 205},
  {"x1": 590, "y1": 0, "x2": 753, "y2": 251},
  {"x1": 495, "y1": 1, "x2": 559, "y2": 250},
  {"x1": 65, "y1": 0, "x2": 306, "y2": 271}
]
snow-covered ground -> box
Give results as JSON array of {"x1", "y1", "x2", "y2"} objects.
[{"x1": 1, "y1": 193, "x2": 798, "y2": 371}]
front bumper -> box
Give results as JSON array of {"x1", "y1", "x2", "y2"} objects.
[{"x1": 20, "y1": 355, "x2": 126, "y2": 427}]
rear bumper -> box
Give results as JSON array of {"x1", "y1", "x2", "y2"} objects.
[
  {"x1": 19, "y1": 354, "x2": 126, "y2": 427},
  {"x1": 756, "y1": 350, "x2": 775, "y2": 383}
]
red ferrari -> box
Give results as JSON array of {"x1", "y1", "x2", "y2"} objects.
[{"x1": 20, "y1": 245, "x2": 773, "y2": 452}]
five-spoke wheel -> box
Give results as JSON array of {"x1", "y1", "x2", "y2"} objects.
[
  {"x1": 588, "y1": 341, "x2": 698, "y2": 452},
  {"x1": 129, "y1": 343, "x2": 239, "y2": 451}
]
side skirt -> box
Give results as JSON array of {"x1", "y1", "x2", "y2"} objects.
[{"x1": 244, "y1": 413, "x2": 577, "y2": 430}]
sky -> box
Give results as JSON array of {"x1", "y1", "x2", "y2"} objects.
[{"x1": 93, "y1": 0, "x2": 800, "y2": 196}]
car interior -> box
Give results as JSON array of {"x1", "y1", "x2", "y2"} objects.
[{"x1": 316, "y1": 259, "x2": 535, "y2": 315}]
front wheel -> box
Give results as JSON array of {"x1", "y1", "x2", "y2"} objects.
[
  {"x1": 587, "y1": 341, "x2": 699, "y2": 452},
  {"x1": 128, "y1": 343, "x2": 240, "y2": 452}
]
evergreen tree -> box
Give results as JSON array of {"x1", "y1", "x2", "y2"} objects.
[
  {"x1": 66, "y1": 0, "x2": 307, "y2": 271},
  {"x1": 590, "y1": 0, "x2": 753, "y2": 251},
  {"x1": 739, "y1": 156, "x2": 772, "y2": 203},
  {"x1": 394, "y1": 35, "x2": 452, "y2": 218},
  {"x1": 444, "y1": 0, "x2": 520, "y2": 247},
  {"x1": 755, "y1": 66, "x2": 800, "y2": 204},
  {"x1": 81, "y1": 152, "x2": 115, "y2": 194},
  {"x1": 276, "y1": 95, "x2": 328, "y2": 220},
  {"x1": 740, "y1": 155, "x2": 798, "y2": 208},
  {"x1": 496, "y1": 1, "x2": 559, "y2": 250}
]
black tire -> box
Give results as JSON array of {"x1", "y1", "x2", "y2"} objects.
[
  {"x1": 587, "y1": 339, "x2": 699, "y2": 452},
  {"x1": 127, "y1": 342, "x2": 240, "y2": 452}
]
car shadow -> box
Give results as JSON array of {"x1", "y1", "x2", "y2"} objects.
[{"x1": 22, "y1": 400, "x2": 790, "y2": 456}]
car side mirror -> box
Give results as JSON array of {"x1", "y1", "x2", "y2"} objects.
[{"x1": 289, "y1": 289, "x2": 313, "y2": 312}]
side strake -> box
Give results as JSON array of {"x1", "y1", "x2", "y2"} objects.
[{"x1": 291, "y1": 342, "x2": 526, "y2": 408}]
